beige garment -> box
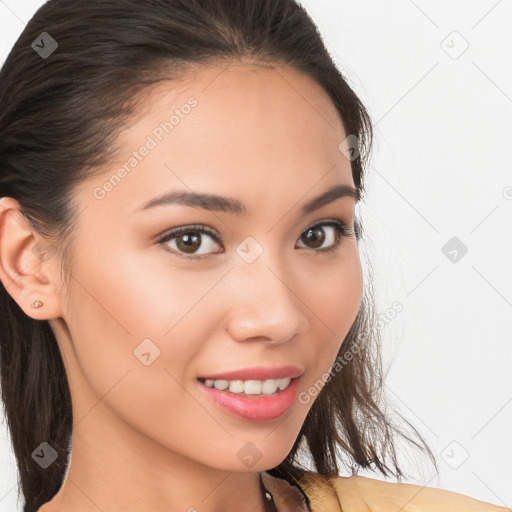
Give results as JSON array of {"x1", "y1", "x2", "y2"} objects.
[{"x1": 293, "y1": 472, "x2": 509, "y2": 512}]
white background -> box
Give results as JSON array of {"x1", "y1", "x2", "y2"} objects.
[{"x1": 0, "y1": 0, "x2": 511, "y2": 510}]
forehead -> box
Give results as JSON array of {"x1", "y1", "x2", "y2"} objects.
[
  {"x1": 125, "y1": 59, "x2": 347, "y2": 155},
  {"x1": 80, "y1": 60, "x2": 354, "y2": 216}
]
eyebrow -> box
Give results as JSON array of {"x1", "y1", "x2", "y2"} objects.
[{"x1": 136, "y1": 183, "x2": 360, "y2": 216}]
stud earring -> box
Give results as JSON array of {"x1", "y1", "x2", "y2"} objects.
[{"x1": 31, "y1": 299, "x2": 44, "y2": 308}]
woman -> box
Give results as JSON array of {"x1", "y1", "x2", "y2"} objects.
[{"x1": 0, "y1": 1, "x2": 506, "y2": 511}]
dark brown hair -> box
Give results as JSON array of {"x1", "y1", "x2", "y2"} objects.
[{"x1": 0, "y1": 0, "x2": 438, "y2": 510}]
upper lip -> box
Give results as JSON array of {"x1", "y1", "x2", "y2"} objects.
[{"x1": 199, "y1": 365, "x2": 304, "y2": 381}]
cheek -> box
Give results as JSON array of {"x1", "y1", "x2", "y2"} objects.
[
  {"x1": 64, "y1": 246, "x2": 225, "y2": 381},
  {"x1": 312, "y1": 246, "x2": 362, "y2": 320},
  {"x1": 62, "y1": 249, "x2": 247, "y2": 460},
  {"x1": 297, "y1": 249, "x2": 363, "y2": 392}
]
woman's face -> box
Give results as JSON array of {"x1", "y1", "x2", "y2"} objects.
[{"x1": 50, "y1": 61, "x2": 363, "y2": 473}]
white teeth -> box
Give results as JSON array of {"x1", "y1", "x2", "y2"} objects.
[
  {"x1": 228, "y1": 380, "x2": 244, "y2": 393},
  {"x1": 213, "y1": 379, "x2": 229, "y2": 391},
  {"x1": 244, "y1": 380, "x2": 262, "y2": 395},
  {"x1": 203, "y1": 377, "x2": 292, "y2": 395}
]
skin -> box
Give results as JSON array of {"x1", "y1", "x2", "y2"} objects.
[{"x1": 0, "y1": 60, "x2": 363, "y2": 512}]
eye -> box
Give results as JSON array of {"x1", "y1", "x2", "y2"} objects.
[
  {"x1": 157, "y1": 224, "x2": 223, "y2": 260},
  {"x1": 156, "y1": 219, "x2": 354, "y2": 261},
  {"x1": 296, "y1": 219, "x2": 352, "y2": 255}
]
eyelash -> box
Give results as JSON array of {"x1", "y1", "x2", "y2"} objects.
[{"x1": 156, "y1": 219, "x2": 354, "y2": 261}]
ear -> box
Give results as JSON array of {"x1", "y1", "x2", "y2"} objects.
[{"x1": 0, "y1": 197, "x2": 64, "y2": 320}]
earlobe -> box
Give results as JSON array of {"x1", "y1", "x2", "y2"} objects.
[{"x1": 0, "y1": 197, "x2": 62, "y2": 320}]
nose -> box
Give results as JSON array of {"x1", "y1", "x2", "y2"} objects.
[{"x1": 223, "y1": 252, "x2": 307, "y2": 345}]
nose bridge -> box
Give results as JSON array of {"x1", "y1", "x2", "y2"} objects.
[{"x1": 225, "y1": 242, "x2": 305, "y2": 343}]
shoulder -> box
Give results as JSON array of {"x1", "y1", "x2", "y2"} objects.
[{"x1": 297, "y1": 471, "x2": 508, "y2": 512}]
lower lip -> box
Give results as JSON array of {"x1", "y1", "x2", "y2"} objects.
[{"x1": 197, "y1": 377, "x2": 301, "y2": 423}]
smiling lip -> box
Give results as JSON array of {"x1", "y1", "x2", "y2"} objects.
[
  {"x1": 198, "y1": 374, "x2": 302, "y2": 422},
  {"x1": 198, "y1": 365, "x2": 304, "y2": 381}
]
